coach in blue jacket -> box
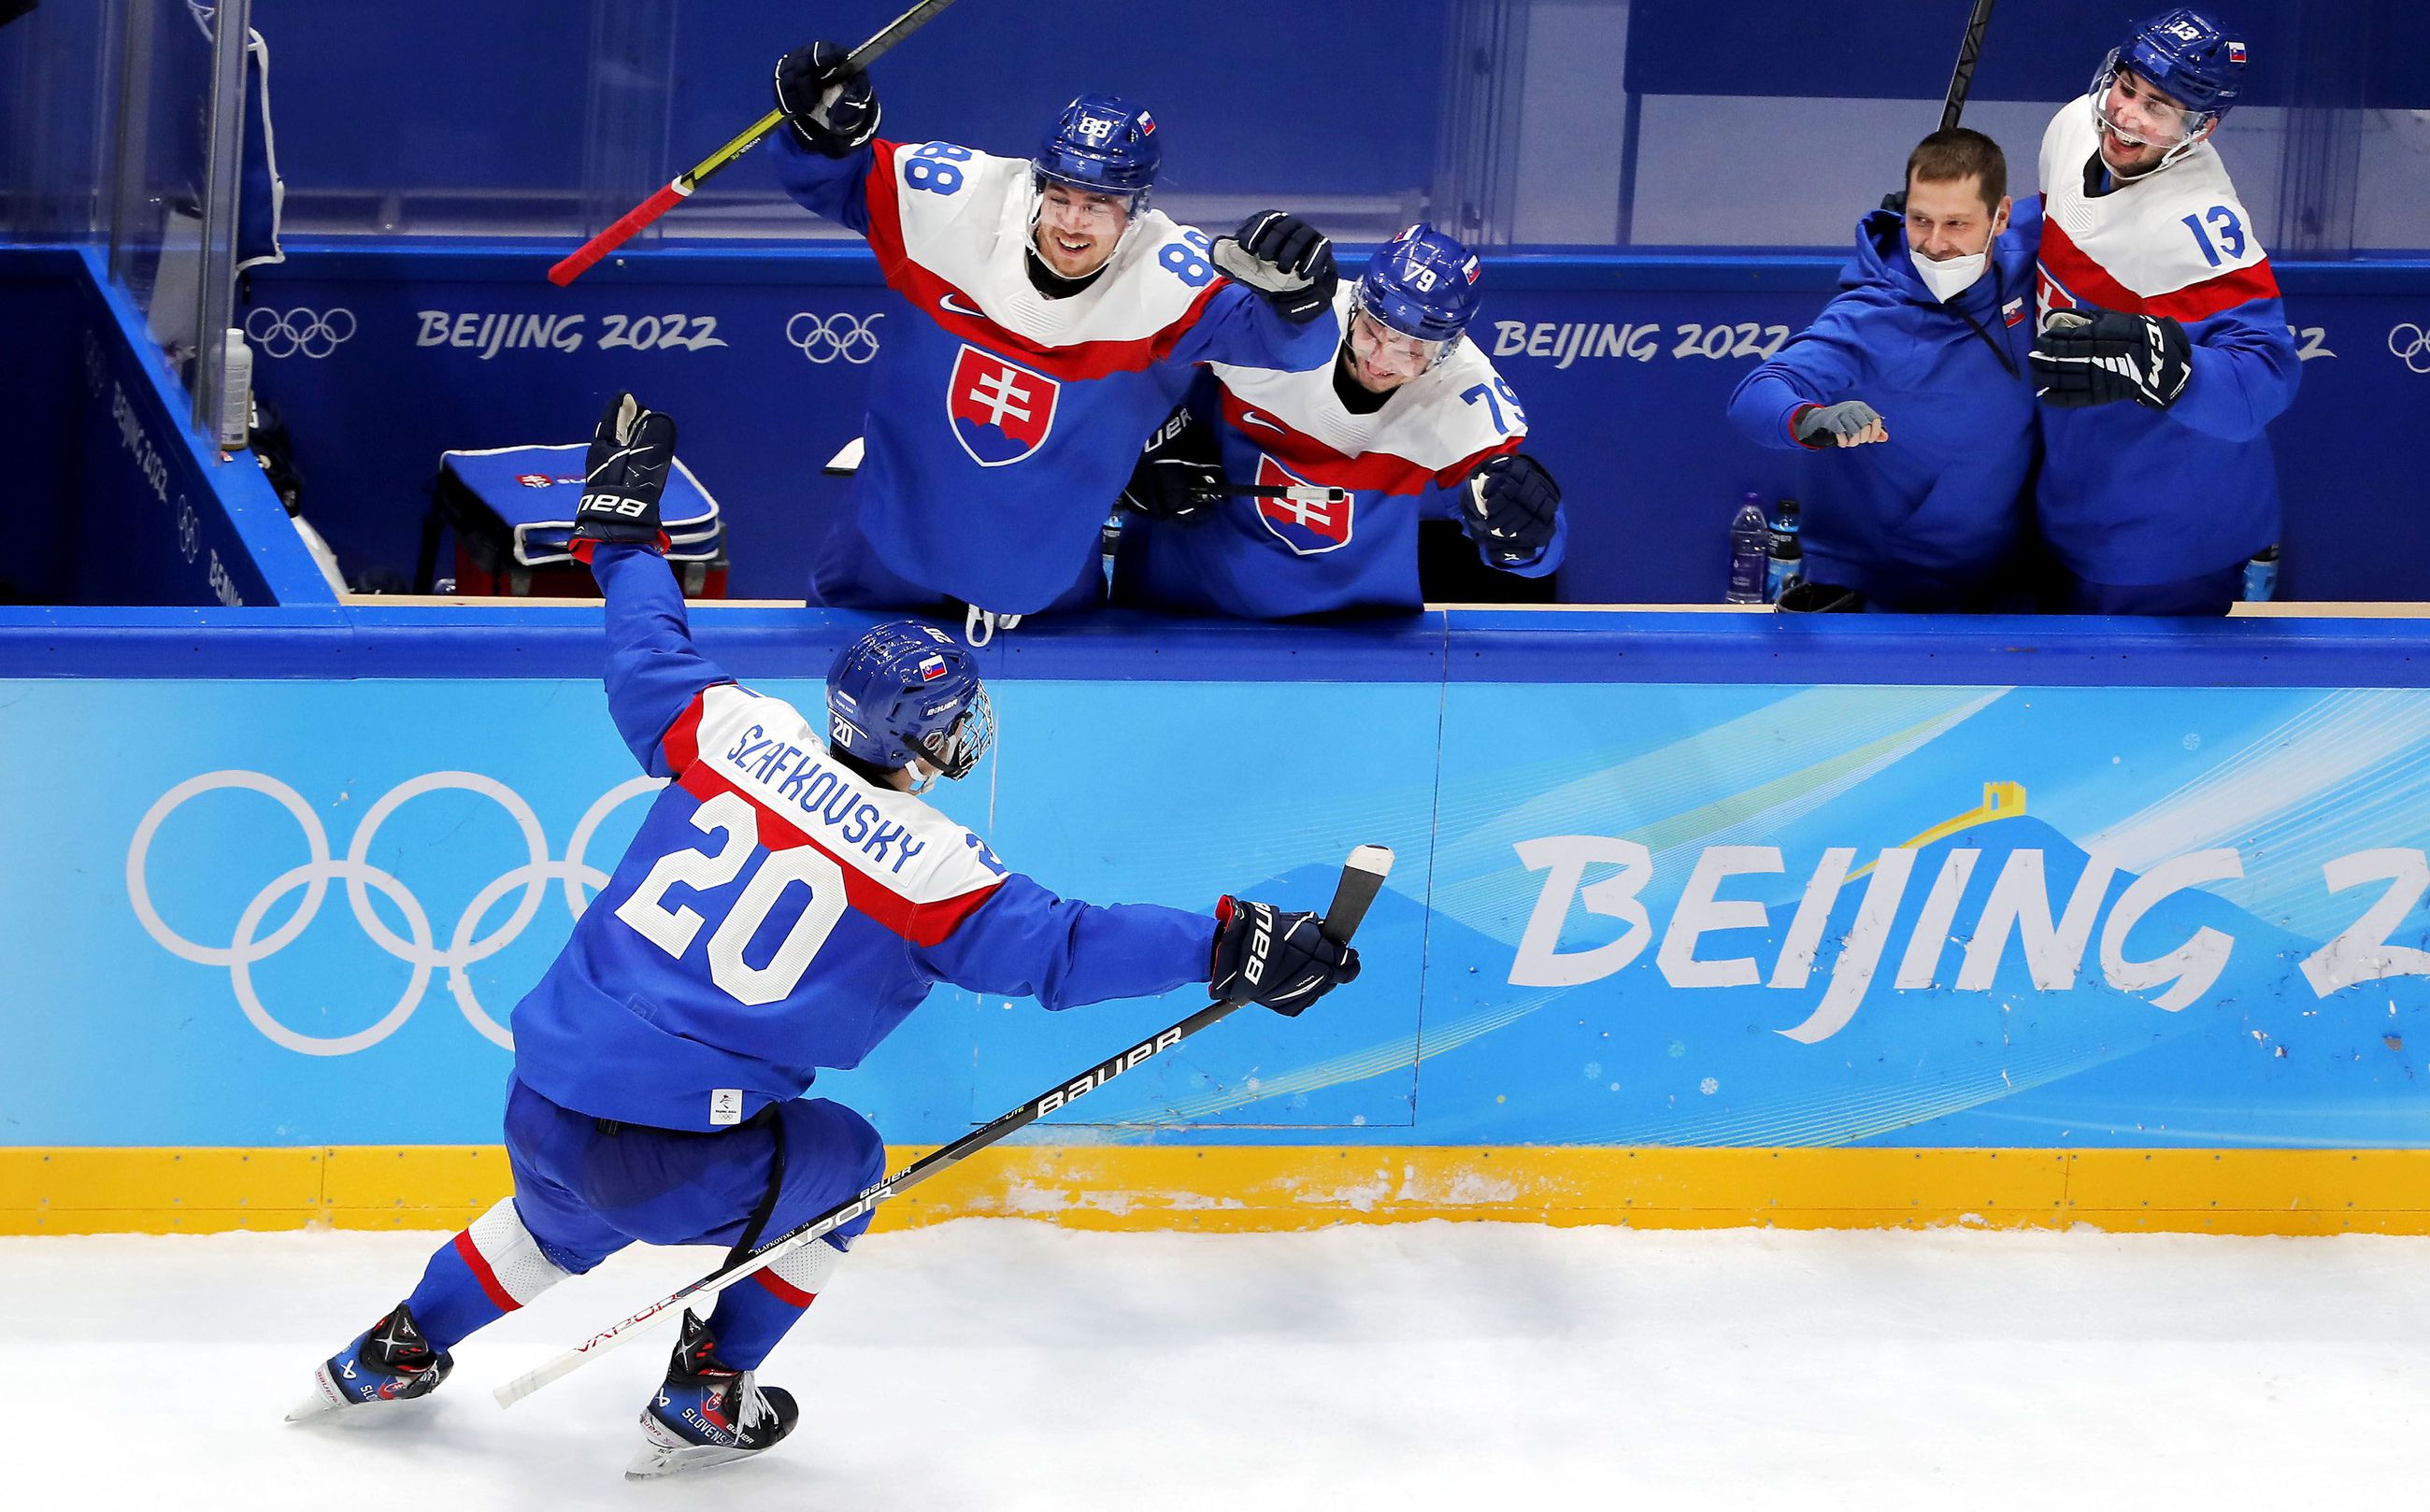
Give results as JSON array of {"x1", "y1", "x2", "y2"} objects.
[{"x1": 1727, "y1": 129, "x2": 2040, "y2": 612}]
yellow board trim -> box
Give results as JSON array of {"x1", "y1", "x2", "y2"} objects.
[{"x1": 10, "y1": 1146, "x2": 2430, "y2": 1238}]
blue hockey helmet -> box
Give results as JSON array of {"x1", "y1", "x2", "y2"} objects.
[
  {"x1": 2105, "y1": 9, "x2": 2247, "y2": 117},
  {"x1": 1352, "y1": 223, "x2": 1483, "y2": 363},
  {"x1": 1034, "y1": 93, "x2": 1162, "y2": 213},
  {"x1": 825, "y1": 620, "x2": 994, "y2": 790}
]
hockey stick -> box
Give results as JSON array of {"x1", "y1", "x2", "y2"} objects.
[
  {"x1": 1225, "y1": 483, "x2": 1350, "y2": 507},
  {"x1": 1936, "y1": 0, "x2": 1997, "y2": 133},
  {"x1": 493, "y1": 843, "x2": 1395, "y2": 1408},
  {"x1": 548, "y1": 0, "x2": 964, "y2": 287},
  {"x1": 1881, "y1": 0, "x2": 1998, "y2": 212}
]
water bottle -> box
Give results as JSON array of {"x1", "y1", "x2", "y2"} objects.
[
  {"x1": 2242, "y1": 543, "x2": 2280, "y2": 603},
  {"x1": 1726, "y1": 492, "x2": 1769, "y2": 604},
  {"x1": 1765, "y1": 497, "x2": 1802, "y2": 604},
  {"x1": 218, "y1": 326, "x2": 253, "y2": 451},
  {"x1": 1100, "y1": 508, "x2": 1124, "y2": 597}
]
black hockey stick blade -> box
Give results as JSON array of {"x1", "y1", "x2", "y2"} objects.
[{"x1": 493, "y1": 843, "x2": 1392, "y2": 1408}]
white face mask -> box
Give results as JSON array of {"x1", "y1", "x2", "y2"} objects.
[{"x1": 1909, "y1": 248, "x2": 1988, "y2": 302}]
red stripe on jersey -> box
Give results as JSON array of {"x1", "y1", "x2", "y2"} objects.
[
  {"x1": 862, "y1": 140, "x2": 910, "y2": 282},
  {"x1": 1222, "y1": 390, "x2": 1497, "y2": 493},
  {"x1": 659, "y1": 688, "x2": 718, "y2": 777},
  {"x1": 2038, "y1": 219, "x2": 2280, "y2": 323},
  {"x1": 884, "y1": 256, "x2": 1227, "y2": 380},
  {"x1": 752, "y1": 1269, "x2": 819, "y2": 1308},
  {"x1": 674, "y1": 763, "x2": 1002, "y2": 947},
  {"x1": 452, "y1": 1230, "x2": 522, "y2": 1314}
]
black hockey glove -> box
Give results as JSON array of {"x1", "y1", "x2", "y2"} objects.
[
  {"x1": 774, "y1": 42, "x2": 880, "y2": 158},
  {"x1": 1210, "y1": 895, "x2": 1361, "y2": 1017},
  {"x1": 1118, "y1": 405, "x2": 1227, "y2": 524},
  {"x1": 2032, "y1": 307, "x2": 2192, "y2": 412},
  {"x1": 1461, "y1": 452, "x2": 1561, "y2": 569},
  {"x1": 1792, "y1": 399, "x2": 1886, "y2": 449},
  {"x1": 570, "y1": 392, "x2": 676, "y2": 551},
  {"x1": 1211, "y1": 210, "x2": 1339, "y2": 325}
]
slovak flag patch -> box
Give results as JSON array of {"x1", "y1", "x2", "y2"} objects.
[
  {"x1": 1254, "y1": 455, "x2": 1351, "y2": 556},
  {"x1": 2002, "y1": 294, "x2": 2027, "y2": 328},
  {"x1": 947, "y1": 345, "x2": 1059, "y2": 466},
  {"x1": 2227, "y1": 40, "x2": 2247, "y2": 64}
]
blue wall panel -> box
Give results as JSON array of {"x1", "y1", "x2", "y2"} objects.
[
  {"x1": 236, "y1": 246, "x2": 2422, "y2": 606},
  {"x1": 16, "y1": 652, "x2": 2430, "y2": 1150}
]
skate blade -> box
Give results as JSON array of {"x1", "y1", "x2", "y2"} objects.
[
  {"x1": 285, "y1": 1364, "x2": 349, "y2": 1422},
  {"x1": 624, "y1": 1418, "x2": 757, "y2": 1480}
]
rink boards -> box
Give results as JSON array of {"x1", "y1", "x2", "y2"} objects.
[{"x1": 13, "y1": 615, "x2": 2430, "y2": 1234}]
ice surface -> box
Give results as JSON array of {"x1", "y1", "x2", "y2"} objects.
[{"x1": 3, "y1": 1220, "x2": 2423, "y2": 1509}]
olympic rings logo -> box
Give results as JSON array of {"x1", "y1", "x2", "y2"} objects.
[
  {"x1": 127, "y1": 770, "x2": 661, "y2": 1056},
  {"x1": 2390, "y1": 324, "x2": 2430, "y2": 375},
  {"x1": 786, "y1": 311, "x2": 883, "y2": 364},
  {"x1": 243, "y1": 306, "x2": 358, "y2": 360}
]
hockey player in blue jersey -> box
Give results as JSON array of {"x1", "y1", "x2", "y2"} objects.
[
  {"x1": 1110, "y1": 223, "x2": 1564, "y2": 619},
  {"x1": 288, "y1": 395, "x2": 1362, "y2": 1478},
  {"x1": 2028, "y1": 8, "x2": 2299, "y2": 615},
  {"x1": 767, "y1": 44, "x2": 1342, "y2": 639}
]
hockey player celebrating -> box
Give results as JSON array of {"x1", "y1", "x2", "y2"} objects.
[
  {"x1": 767, "y1": 43, "x2": 1342, "y2": 638},
  {"x1": 1111, "y1": 223, "x2": 1564, "y2": 619},
  {"x1": 287, "y1": 396, "x2": 1362, "y2": 1478},
  {"x1": 2029, "y1": 7, "x2": 2299, "y2": 615}
]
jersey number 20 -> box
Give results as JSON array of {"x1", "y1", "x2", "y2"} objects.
[{"x1": 615, "y1": 792, "x2": 848, "y2": 1006}]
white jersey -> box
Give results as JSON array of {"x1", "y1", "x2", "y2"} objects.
[
  {"x1": 868, "y1": 144, "x2": 1222, "y2": 366},
  {"x1": 2036, "y1": 93, "x2": 2278, "y2": 324},
  {"x1": 1208, "y1": 285, "x2": 1525, "y2": 497}
]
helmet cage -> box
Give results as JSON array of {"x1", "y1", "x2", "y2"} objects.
[
  {"x1": 2090, "y1": 48, "x2": 2225, "y2": 173},
  {"x1": 1348, "y1": 288, "x2": 1453, "y2": 374},
  {"x1": 915, "y1": 683, "x2": 995, "y2": 786},
  {"x1": 825, "y1": 622, "x2": 995, "y2": 790}
]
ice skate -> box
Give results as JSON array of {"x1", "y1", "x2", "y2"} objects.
[
  {"x1": 287, "y1": 1303, "x2": 454, "y2": 1421},
  {"x1": 624, "y1": 1310, "x2": 799, "y2": 1479}
]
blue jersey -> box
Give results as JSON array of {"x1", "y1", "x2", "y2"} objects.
[
  {"x1": 1116, "y1": 288, "x2": 1556, "y2": 619},
  {"x1": 2034, "y1": 98, "x2": 2301, "y2": 585},
  {"x1": 1724, "y1": 203, "x2": 2042, "y2": 608},
  {"x1": 508, "y1": 545, "x2": 1215, "y2": 1132},
  {"x1": 773, "y1": 132, "x2": 1341, "y2": 616}
]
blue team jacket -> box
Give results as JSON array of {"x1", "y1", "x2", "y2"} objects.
[
  {"x1": 1726, "y1": 203, "x2": 2042, "y2": 607},
  {"x1": 507, "y1": 545, "x2": 1215, "y2": 1132}
]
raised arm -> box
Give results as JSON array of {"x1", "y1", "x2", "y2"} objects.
[{"x1": 567, "y1": 395, "x2": 733, "y2": 777}]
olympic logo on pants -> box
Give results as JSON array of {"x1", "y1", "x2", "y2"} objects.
[
  {"x1": 243, "y1": 306, "x2": 359, "y2": 360},
  {"x1": 2389, "y1": 324, "x2": 2430, "y2": 375},
  {"x1": 786, "y1": 311, "x2": 883, "y2": 364},
  {"x1": 127, "y1": 770, "x2": 660, "y2": 1056}
]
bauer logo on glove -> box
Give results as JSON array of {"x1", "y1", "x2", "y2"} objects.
[{"x1": 570, "y1": 392, "x2": 678, "y2": 557}]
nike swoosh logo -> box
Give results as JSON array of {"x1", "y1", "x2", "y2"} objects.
[
  {"x1": 938, "y1": 292, "x2": 986, "y2": 318},
  {"x1": 1238, "y1": 409, "x2": 1285, "y2": 434}
]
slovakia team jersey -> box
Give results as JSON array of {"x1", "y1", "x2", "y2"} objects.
[
  {"x1": 1118, "y1": 287, "x2": 1553, "y2": 619},
  {"x1": 773, "y1": 132, "x2": 1340, "y2": 615},
  {"x1": 2034, "y1": 96, "x2": 2301, "y2": 584},
  {"x1": 509, "y1": 546, "x2": 1215, "y2": 1132}
]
